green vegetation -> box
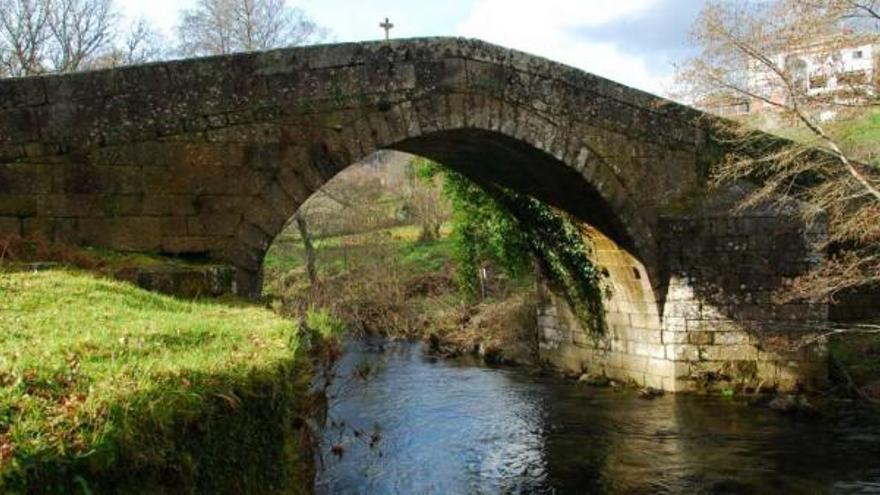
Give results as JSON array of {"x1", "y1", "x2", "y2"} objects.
[
  {"x1": 429, "y1": 166, "x2": 533, "y2": 297},
  {"x1": 768, "y1": 108, "x2": 880, "y2": 160},
  {"x1": 0, "y1": 269, "x2": 322, "y2": 493},
  {"x1": 265, "y1": 224, "x2": 455, "y2": 280},
  {"x1": 265, "y1": 228, "x2": 539, "y2": 365},
  {"x1": 419, "y1": 161, "x2": 608, "y2": 334}
]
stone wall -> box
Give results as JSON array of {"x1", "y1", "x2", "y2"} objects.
[
  {"x1": 658, "y1": 210, "x2": 828, "y2": 392},
  {"x1": 0, "y1": 37, "x2": 723, "y2": 297},
  {"x1": 538, "y1": 227, "x2": 674, "y2": 389},
  {"x1": 537, "y1": 202, "x2": 829, "y2": 393},
  {"x1": 830, "y1": 285, "x2": 880, "y2": 322}
]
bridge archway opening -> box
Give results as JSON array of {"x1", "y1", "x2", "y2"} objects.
[{"x1": 254, "y1": 126, "x2": 662, "y2": 340}]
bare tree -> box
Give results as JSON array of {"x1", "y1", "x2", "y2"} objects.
[
  {"x1": 115, "y1": 18, "x2": 167, "y2": 65},
  {"x1": 0, "y1": 0, "x2": 157, "y2": 76},
  {"x1": 0, "y1": 0, "x2": 51, "y2": 76},
  {"x1": 293, "y1": 212, "x2": 317, "y2": 285},
  {"x1": 86, "y1": 17, "x2": 168, "y2": 69},
  {"x1": 46, "y1": 0, "x2": 115, "y2": 72},
  {"x1": 679, "y1": 1, "x2": 880, "y2": 303},
  {"x1": 177, "y1": 0, "x2": 327, "y2": 57}
]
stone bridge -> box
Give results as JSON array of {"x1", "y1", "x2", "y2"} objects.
[{"x1": 0, "y1": 38, "x2": 828, "y2": 392}]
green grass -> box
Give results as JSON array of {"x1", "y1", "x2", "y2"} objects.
[
  {"x1": 398, "y1": 238, "x2": 456, "y2": 274},
  {"x1": 770, "y1": 108, "x2": 880, "y2": 155},
  {"x1": 0, "y1": 269, "x2": 314, "y2": 493},
  {"x1": 264, "y1": 223, "x2": 455, "y2": 276}
]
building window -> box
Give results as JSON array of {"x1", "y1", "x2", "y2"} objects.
[{"x1": 853, "y1": 50, "x2": 864, "y2": 59}]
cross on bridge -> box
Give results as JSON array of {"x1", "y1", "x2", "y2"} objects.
[{"x1": 379, "y1": 17, "x2": 394, "y2": 40}]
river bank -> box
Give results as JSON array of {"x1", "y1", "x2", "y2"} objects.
[
  {"x1": 266, "y1": 226, "x2": 880, "y2": 409},
  {"x1": 265, "y1": 225, "x2": 541, "y2": 367},
  {"x1": 0, "y1": 268, "x2": 330, "y2": 493}
]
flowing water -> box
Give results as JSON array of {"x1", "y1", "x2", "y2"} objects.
[{"x1": 315, "y1": 338, "x2": 880, "y2": 494}]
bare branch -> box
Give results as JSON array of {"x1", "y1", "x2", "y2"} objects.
[
  {"x1": 679, "y1": 0, "x2": 880, "y2": 302},
  {"x1": 177, "y1": 0, "x2": 328, "y2": 57}
]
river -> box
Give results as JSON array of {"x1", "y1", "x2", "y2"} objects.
[{"x1": 314, "y1": 337, "x2": 880, "y2": 494}]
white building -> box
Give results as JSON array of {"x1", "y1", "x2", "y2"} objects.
[{"x1": 703, "y1": 34, "x2": 880, "y2": 122}]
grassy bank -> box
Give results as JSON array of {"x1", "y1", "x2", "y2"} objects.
[
  {"x1": 0, "y1": 269, "x2": 319, "y2": 493},
  {"x1": 765, "y1": 108, "x2": 880, "y2": 160}
]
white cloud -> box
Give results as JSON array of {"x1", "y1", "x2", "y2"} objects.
[{"x1": 456, "y1": 0, "x2": 674, "y2": 95}]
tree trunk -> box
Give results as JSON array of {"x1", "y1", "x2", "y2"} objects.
[{"x1": 294, "y1": 213, "x2": 317, "y2": 285}]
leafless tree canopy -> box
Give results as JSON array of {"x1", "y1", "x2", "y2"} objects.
[
  {"x1": 177, "y1": 0, "x2": 328, "y2": 57},
  {"x1": 0, "y1": 0, "x2": 168, "y2": 77},
  {"x1": 46, "y1": 0, "x2": 115, "y2": 72},
  {"x1": 94, "y1": 17, "x2": 169, "y2": 68},
  {"x1": 679, "y1": 0, "x2": 880, "y2": 303},
  {"x1": 0, "y1": 0, "x2": 51, "y2": 76}
]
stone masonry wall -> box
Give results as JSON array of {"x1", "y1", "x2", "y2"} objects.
[
  {"x1": 538, "y1": 227, "x2": 674, "y2": 390},
  {"x1": 659, "y1": 211, "x2": 828, "y2": 391},
  {"x1": 537, "y1": 207, "x2": 829, "y2": 393},
  {"x1": 0, "y1": 38, "x2": 723, "y2": 297}
]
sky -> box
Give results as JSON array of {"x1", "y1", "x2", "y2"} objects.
[{"x1": 115, "y1": 0, "x2": 705, "y2": 96}]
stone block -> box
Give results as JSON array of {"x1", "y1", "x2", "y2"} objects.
[
  {"x1": 627, "y1": 341, "x2": 666, "y2": 359},
  {"x1": 0, "y1": 163, "x2": 52, "y2": 194},
  {"x1": 662, "y1": 330, "x2": 689, "y2": 344},
  {"x1": 160, "y1": 216, "x2": 188, "y2": 237},
  {"x1": 161, "y1": 236, "x2": 216, "y2": 253},
  {"x1": 140, "y1": 195, "x2": 198, "y2": 216},
  {"x1": 687, "y1": 331, "x2": 714, "y2": 345},
  {"x1": 665, "y1": 344, "x2": 699, "y2": 362},
  {"x1": 701, "y1": 344, "x2": 759, "y2": 362},
  {"x1": 687, "y1": 319, "x2": 742, "y2": 332},
  {"x1": 537, "y1": 315, "x2": 558, "y2": 330},
  {"x1": 629, "y1": 310, "x2": 662, "y2": 329},
  {"x1": 0, "y1": 195, "x2": 38, "y2": 216},
  {"x1": 644, "y1": 373, "x2": 664, "y2": 390},
  {"x1": 78, "y1": 216, "x2": 161, "y2": 251},
  {"x1": 0, "y1": 216, "x2": 20, "y2": 234},
  {"x1": 713, "y1": 332, "x2": 750, "y2": 345},
  {"x1": 663, "y1": 316, "x2": 687, "y2": 332},
  {"x1": 619, "y1": 354, "x2": 649, "y2": 373},
  {"x1": 21, "y1": 217, "x2": 52, "y2": 237},
  {"x1": 186, "y1": 214, "x2": 239, "y2": 237},
  {"x1": 540, "y1": 326, "x2": 562, "y2": 344}
]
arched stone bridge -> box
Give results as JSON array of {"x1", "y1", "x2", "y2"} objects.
[{"x1": 0, "y1": 38, "x2": 827, "y2": 392}]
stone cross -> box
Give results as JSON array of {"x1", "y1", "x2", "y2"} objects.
[{"x1": 379, "y1": 17, "x2": 394, "y2": 40}]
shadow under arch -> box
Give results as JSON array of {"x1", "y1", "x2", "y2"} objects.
[
  {"x1": 225, "y1": 108, "x2": 663, "y2": 313},
  {"x1": 226, "y1": 120, "x2": 665, "y2": 329}
]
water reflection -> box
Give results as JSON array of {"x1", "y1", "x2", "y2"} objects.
[{"x1": 315, "y1": 338, "x2": 880, "y2": 494}]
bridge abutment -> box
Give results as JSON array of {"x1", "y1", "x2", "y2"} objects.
[{"x1": 537, "y1": 206, "x2": 829, "y2": 393}]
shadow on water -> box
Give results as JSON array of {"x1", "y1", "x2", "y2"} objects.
[{"x1": 315, "y1": 338, "x2": 880, "y2": 494}]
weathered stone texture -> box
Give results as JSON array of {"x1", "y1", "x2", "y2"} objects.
[{"x1": 0, "y1": 38, "x2": 718, "y2": 282}]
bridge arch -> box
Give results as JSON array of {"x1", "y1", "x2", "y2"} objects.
[{"x1": 224, "y1": 113, "x2": 657, "y2": 297}]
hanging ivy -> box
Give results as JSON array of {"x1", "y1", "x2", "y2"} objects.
[{"x1": 415, "y1": 159, "x2": 608, "y2": 335}]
